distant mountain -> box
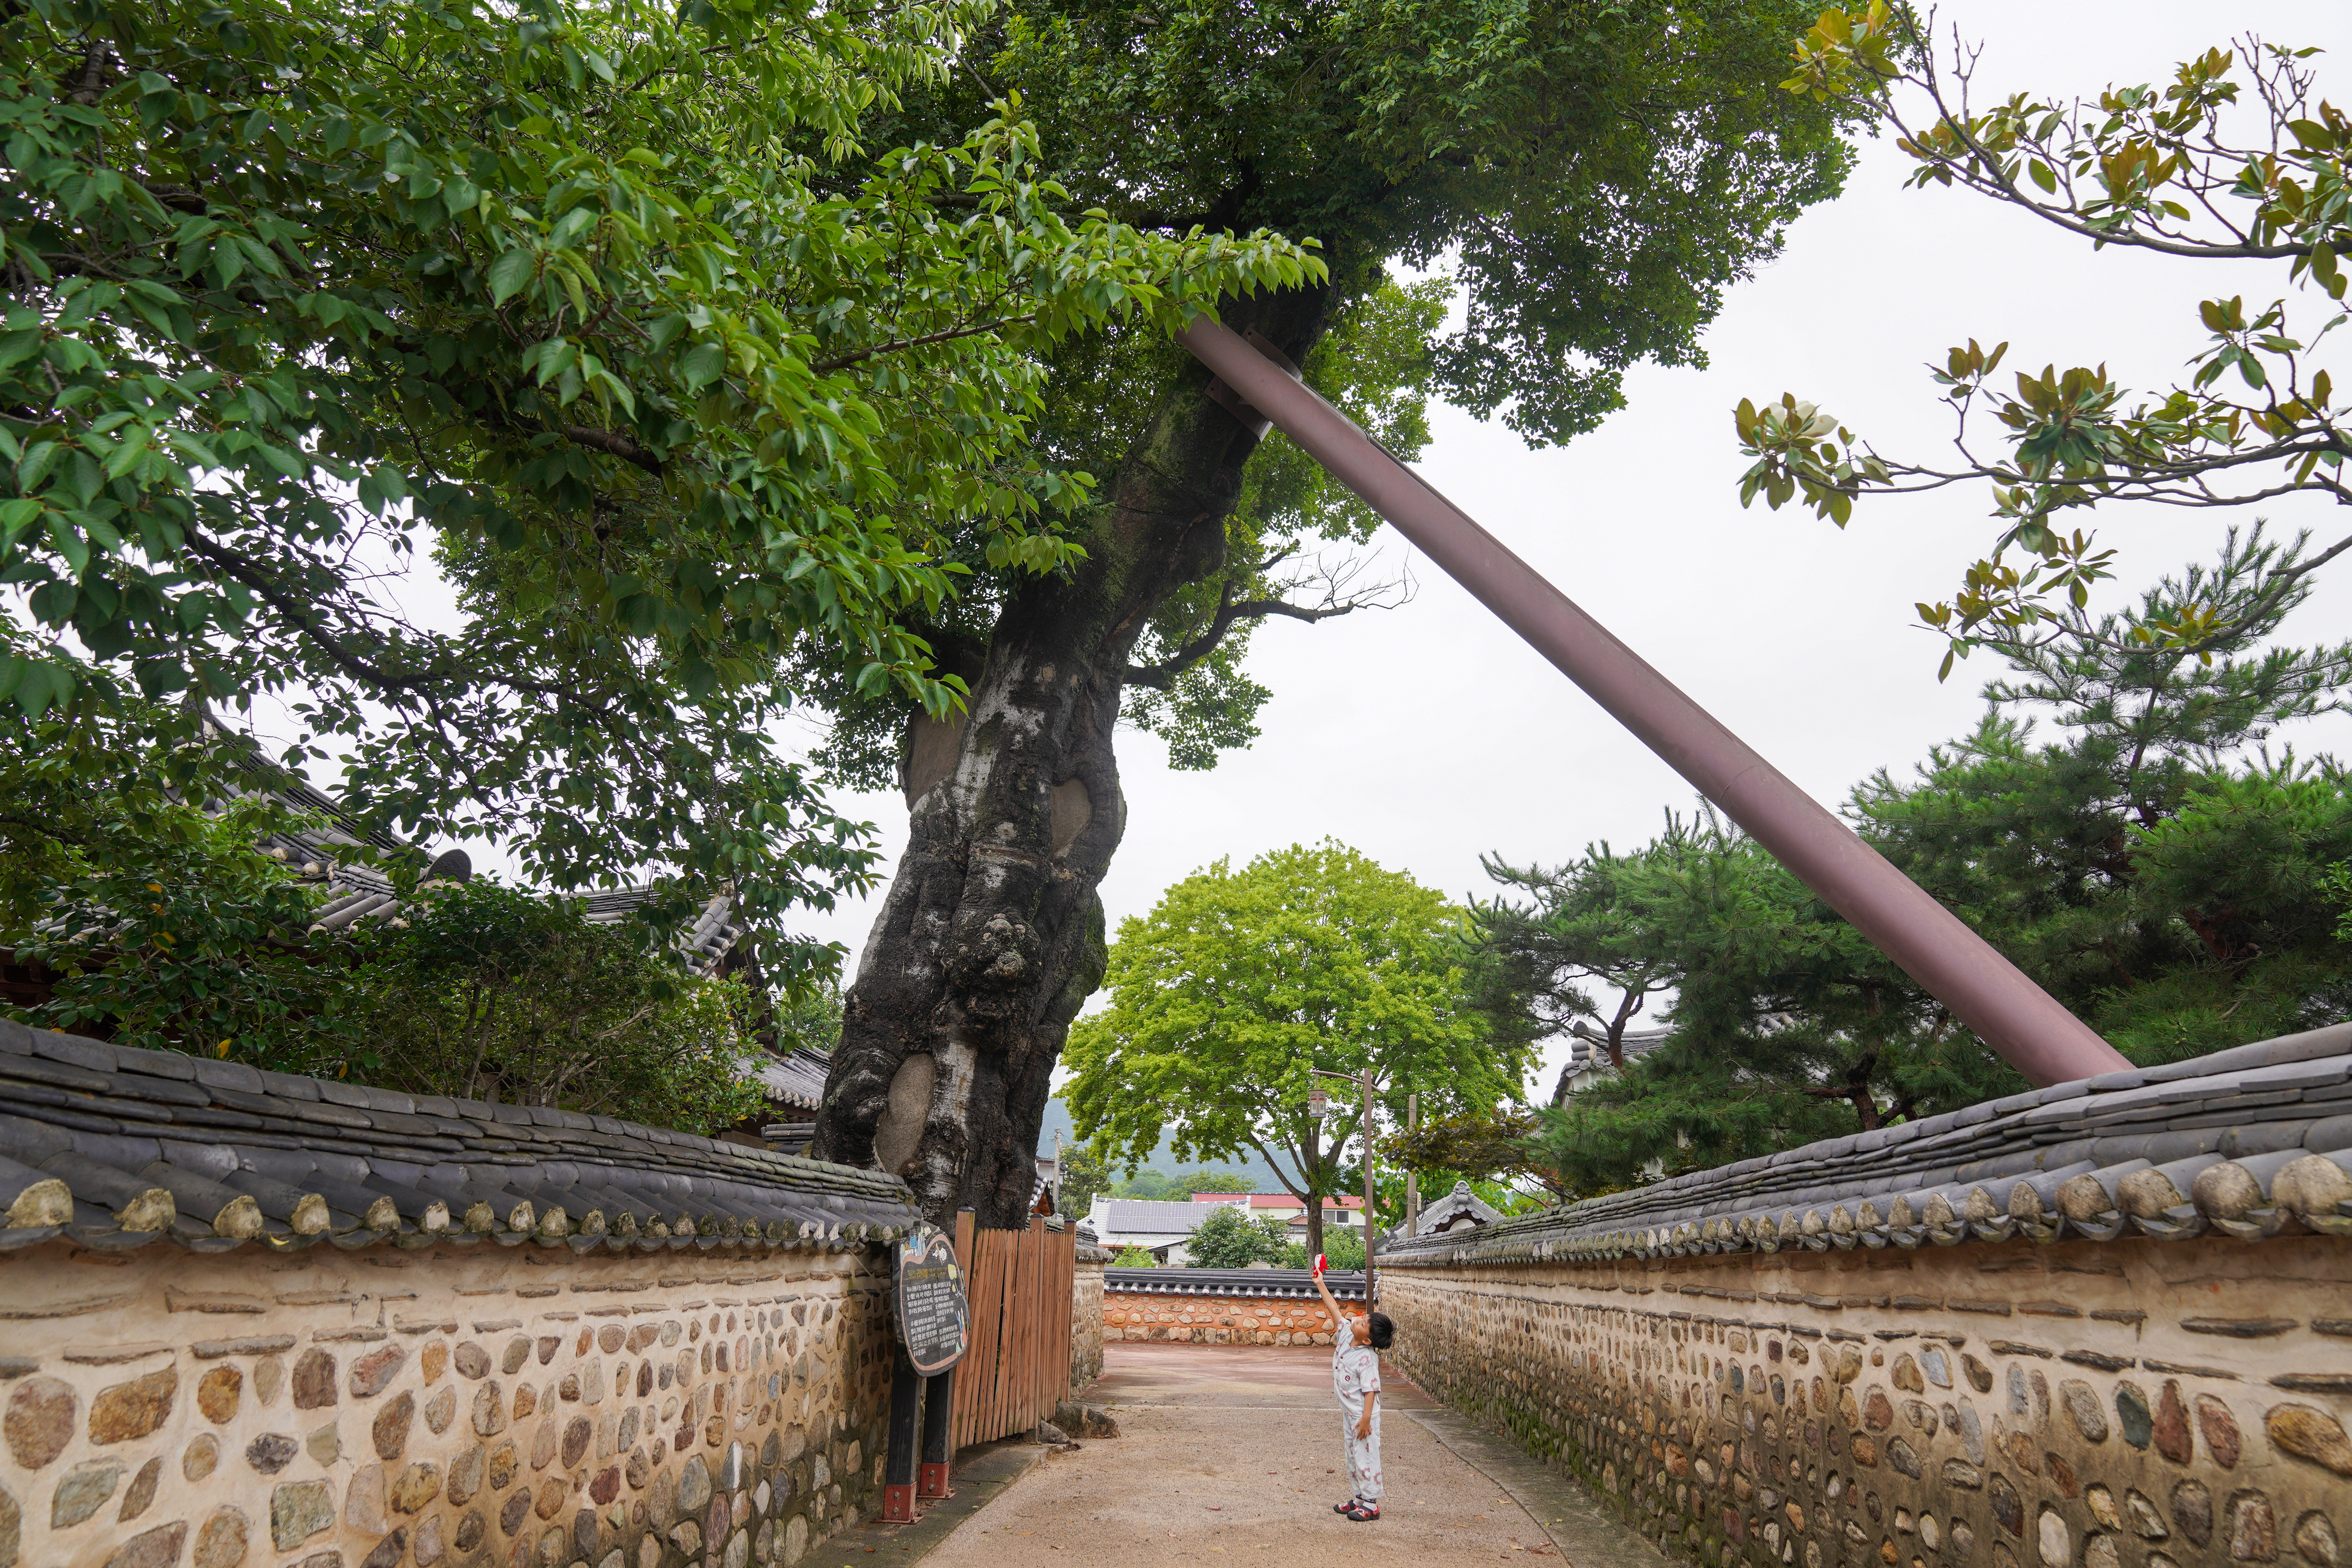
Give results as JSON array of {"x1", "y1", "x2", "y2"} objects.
[{"x1": 1036, "y1": 1096, "x2": 1289, "y2": 1193}]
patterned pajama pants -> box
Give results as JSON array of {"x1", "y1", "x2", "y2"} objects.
[{"x1": 1342, "y1": 1412, "x2": 1384, "y2": 1502}]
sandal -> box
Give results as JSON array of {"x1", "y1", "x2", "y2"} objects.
[
  {"x1": 1333, "y1": 1500, "x2": 1358, "y2": 1514},
  {"x1": 1342, "y1": 1502, "x2": 1381, "y2": 1522}
]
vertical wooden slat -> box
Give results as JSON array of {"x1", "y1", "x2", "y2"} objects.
[
  {"x1": 1020, "y1": 1221, "x2": 1037, "y2": 1429},
  {"x1": 950, "y1": 1211, "x2": 978, "y2": 1449},
  {"x1": 999, "y1": 1225, "x2": 1018, "y2": 1438},
  {"x1": 973, "y1": 1228, "x2": 1005, "y2": 1447},
  {"x1": 938, "y1": 1218, "x2": 1083, "y2": 1449},
  {"x1": 985, "y1": 1226, "x2": 1014, "y2": 1439}
]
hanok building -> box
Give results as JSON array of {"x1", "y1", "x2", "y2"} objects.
[
  {"x1": 1187, "y1": 1189, "x2": 1367, "y2": 1240},
  {"x1": 1548, "y1": 1021, "x2": 1674, "y2": 1099},
  {"x1": 1, "y1": 735, "x2": 826, "y2": 1148},
  {"x1": 1083, "y1": 1196, "x2": 1247, "y2": 1265},
  {"x1": 1405, "y1": 1178, "x2": 1502, "y2": 1238}
]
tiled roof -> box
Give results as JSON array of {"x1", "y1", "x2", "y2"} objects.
[
  {"x1": 299, "y1": 868, "x2": 747, "y2": 977},
  {"x1": 1190, "y1": 1192, "x2": 1361, "y2": 1208},
  {"x1": 753, "y1": 1046, "x2": 832, "y2": 1112},
  {"x1": 1099, "y1": 1198, "x2": 1238, "y2": 1235},
  {"x1": 1561, "y1": 1023, "x2": 1675, "y2": 1074},
  {"x1": 205, "y1": 723, "x2": 749, "y2": 975},
  {"x1": 0, "y1": 1021, "x2": 917, "y2": 1256},
  {"x1": 1385, "y1": 1022, "x2": 2352, "y2": 1267},
  {"x1": 1105, "y1": 1267, "x2": 1367, "y2": 1300},
  {"x1": 1409, "y1": 1179, "x2": 1502, "y2": 1236}
]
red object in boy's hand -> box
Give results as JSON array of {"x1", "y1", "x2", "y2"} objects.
[{"x1": 1314, "y1": 1253, "x2": 1327, "y2": 1276}]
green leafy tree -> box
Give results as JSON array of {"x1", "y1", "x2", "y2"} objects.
[
  {"x1": 1281, "y1": 1226, "x2": 1365, "y2": 1272},
  {"x1": 1109, "y1": 1245, "x2": 1156, "y2": 1269},
  {"x1": 0, "y1": 673, "x2": 372, "y2": 1068},
  {"x1": 1740, "y1": 9, "x2": 2352, "y2": 677},
  {"x1": 1505, "y1": 532, "x2": 2352, "y2": 1192},
  {"x1": 2, "y1": 684, "x2": 774, "y2": 1131},
  {"x1": 1064, "y1": 841, "x2": 1524, "y2": 1261},
  {"x1": 0, "y1": 0, "x2": 1312, "y2": 958},
  {"x1": 770, "y1": 976, "x2": 844, "y2": 1057},
  {"x1": 1182, "y1": 1205, "x2": 1289, "y2": 1269},
  {"x1": 1384, "y1": 1111, "x2": 1576, "y2": 1208},
  {"x1": 1055, "y1": 1140, "x2": 1111, "y2": 1222},
  {"x1": 1469, "y1": 848, "x2": 1681, "y2": 1103},
  {"x1": 342, "y1": 881, "x2": 771, "y2": 1133},
  {"x1": 810, "y1": 0, "x2": 1862, "y2": 1226}
]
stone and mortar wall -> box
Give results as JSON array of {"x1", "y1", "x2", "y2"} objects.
[
  {"x1": 0, "y1": 1238, "x2": 899, "y2": 1568},
  {"x1": 1387, "y1": 1235, "x2": 2352, "y2": 1568},
  {"x1": 1070, "y1": 1260, "x2": 1105, "y2": 1394},
  {"x1": 1104, "y1": 1290, "x2": 1338, "y2": 1347}
]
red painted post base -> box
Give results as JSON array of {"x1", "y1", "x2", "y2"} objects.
[
  {"x1": 918, "y1": 1462, "x2": 953, "y2": 1501},
  {"x1": 883, "y1": 1484, "x2": 917, "y2": 1523}
]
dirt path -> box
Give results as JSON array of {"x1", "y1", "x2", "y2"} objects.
[{"x1": 911, "y1": 1343, "x2": 1565, "y2": 1567}]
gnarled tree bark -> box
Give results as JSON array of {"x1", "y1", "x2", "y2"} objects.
[{"x1": 813, "y1": 286, "x2": 1338, "y2": 1225}]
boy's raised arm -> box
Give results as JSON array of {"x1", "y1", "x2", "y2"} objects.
[{"x1": 1311, "y1": 1256, "x2": 1344, "y2": 1335}]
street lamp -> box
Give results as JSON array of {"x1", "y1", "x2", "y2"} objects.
[{"x1": 1308, "y1": 1066, "x2": 1381, "y2": 1306}]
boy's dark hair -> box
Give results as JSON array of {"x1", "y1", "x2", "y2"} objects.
[{"x1": 1365, "y1": 1312, "x2": 1395, "y2": 1350}]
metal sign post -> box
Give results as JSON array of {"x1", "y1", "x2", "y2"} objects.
[
  {"x1": 885, "y1": 1223, "x2": 971, "y2": 1522},
  {"x1": 1178, "y1": 317, "x2": 2129, "y2": 1091}
]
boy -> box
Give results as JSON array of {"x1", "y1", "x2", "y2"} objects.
[{"x1": 1312, "y1": 1258, "x2": 1392, "y2": 1522}]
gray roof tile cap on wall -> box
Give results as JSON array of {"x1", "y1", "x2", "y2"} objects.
[
  {"x1": 1384, "y1": 1021, "x2": 2352, "y2": 1268},
  {"x1": 0, "y1": 1021, "x2": 918, "y2": 1256}
]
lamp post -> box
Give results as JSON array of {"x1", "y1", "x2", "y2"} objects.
[{"x1": 1309, "y1": 1065, "x2": 1381, "y2": 1306}]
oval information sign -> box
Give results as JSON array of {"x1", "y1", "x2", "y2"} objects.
[{"x1": 894, "y1": 1223, "x2": 970, "y2": 1376}]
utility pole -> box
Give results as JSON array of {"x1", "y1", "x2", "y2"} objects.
[
  {"x1": 1359, "y1": 1066, "x2": 1377, "y2": 1307},
  {"x1": 1403, "y1": 1091, "x2": 1419, "y2": 1241},
  {"x1": 1309, "y1": 1065, "x2": 1383, "y2": 1305}
]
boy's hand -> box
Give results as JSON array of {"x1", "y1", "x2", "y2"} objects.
[{"x1": 1354, "y1": 1415, "x2": 1372, "y2": 1440}]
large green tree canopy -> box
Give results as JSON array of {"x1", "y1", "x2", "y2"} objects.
[
  {"x1": 1064, "y1": 841, "x2": 1524, "y2": 1255},
  {"x1": 0, "y1": 0, "x2": 1312, "y2": 937},
  {"x1": 801, "y1": 0, "x2": 1862, "y2": 775}
]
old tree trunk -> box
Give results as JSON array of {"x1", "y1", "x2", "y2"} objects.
[{"x1": 812, "y1": 287, "x2": 1336, "y2": 1225}]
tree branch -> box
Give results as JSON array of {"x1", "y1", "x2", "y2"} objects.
[{"x1": 807, "y1": 313, "x2": 1040, "y2": 376}]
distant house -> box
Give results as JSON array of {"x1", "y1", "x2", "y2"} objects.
[
  {"x1": 1085, "y1": 1196, "x2": 1249, "y2": 1265},
  {"x1": 1187, "y1": 1191, "x2": 1366, "y2": 1235}
]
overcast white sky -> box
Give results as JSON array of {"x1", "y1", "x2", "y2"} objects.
[{"x1": 778, "y1": 1, "x2": 2352, "y2": 1103}]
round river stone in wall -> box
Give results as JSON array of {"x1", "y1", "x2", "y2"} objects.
[
  {"x1": 5, "y1": 1379, "x2": 75, "y2": 1471},
  {"x1": 191, "y1": 1507, "x2": 248, "y2": 1568},
  {"x1": 290, "y1": 1350, "x2": 336, "y2": 1410},
  {"x1": 2268, "y1": 1405, "x2": 2352, "y2": 1477},
  {"x1": 196, "y1": 1367, "x2": 241, "y2": 1425}
]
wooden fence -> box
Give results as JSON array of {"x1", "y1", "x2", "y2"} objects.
[{"x1": 947, "y1": 1212, "x2": 1074, "y2": 1449}]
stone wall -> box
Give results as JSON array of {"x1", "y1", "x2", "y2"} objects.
[
  {"x1": 1384, "y1": 1232, "x2": 2352, "y2": 1568},
  {"x1": 0, "y1": 1232, "x2": 898, "y2": 1568},
  {"x1": 1070, "y1": 1257, "x2": 1105, "y2": 1393},
  {"x1": 1104, "y1": 1289, "x2": 1339, "y2": 1347}
]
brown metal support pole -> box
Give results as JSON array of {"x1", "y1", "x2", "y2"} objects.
[{"x1": 1177, "y1": 318, "x2": 2129, "y2": 1089}]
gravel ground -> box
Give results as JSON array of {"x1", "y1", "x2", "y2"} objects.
[{"x1": 904, "y1": 1343, "x2": 1564, "y2": 1568}]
